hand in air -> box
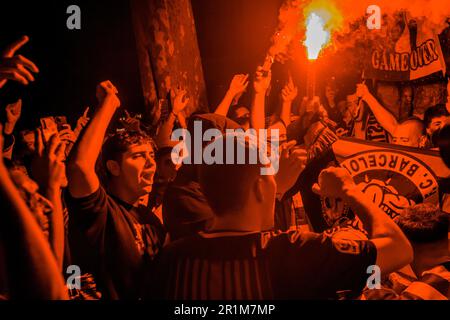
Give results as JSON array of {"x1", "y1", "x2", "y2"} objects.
[
  {"x1": 253, "y1": 66, "x2": 272, "y2": 94},
  {"x1": 171, "y1": 86, "x2": 190, "y2": 116},
  {"x1": 0, "y1": 36, "x2": 39, "y2": 88},
  {"x1": 281, "y1": 76, "x2": 298, "y2": 103},
  {"x1": 312, "y1": 167, "x2": 356, "y2": 198},
  {"x1": 96, "y1": 80, "x2": 120, "y2": 108}
]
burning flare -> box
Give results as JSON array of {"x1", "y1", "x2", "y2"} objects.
[{"x1": 304, "y1": 13, "x2": 329, "y2": 60}]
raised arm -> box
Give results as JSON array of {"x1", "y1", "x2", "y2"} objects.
[
  {"x1": 251, "y1": 66, "x2": 272, "y2": 130},
  {"x1": 280, "y1": 76, "x2": 298, "y2": 127},
  {"x1": 357, "y1": 83, "x2": 398, "y2": 136},
  {"x1": 312, "y1": 167, "x2": 413, "y2": 276},
  {"x1": 2, "y1": 99, "x2": 22, "y2": 160},
  {"x1": 4, "y1": 99, "x2": 21, "y2": 136},
  {"x1": 155, "y1": 88, "x2": 189, "y2": 147},
  {"x1": 73, "y1": 107, "x2": 90, "y2": 140},
  {"x1": 0, "y1": 36, "x2": 39, "y2": 89},
  {"x1": 0, "y1": 126, "x2": 68, "y2": 299},
  {"x1": 67, "y1": 81, "x2": 120, "y2": 198},
  {"x1": 0, "y1": 36, "x2": 38, "y2": 159},
  {"x1": 29, "y1": 131, "x2": 67, "y2": 270},
  {"x1": 215, "y1": 74, "x2": 249, "y2": 116}
]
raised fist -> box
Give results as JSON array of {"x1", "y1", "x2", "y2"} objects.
[
  {"x1": 96, "y1": 80, "x2": 120, "y2": 108},
  {"x1": 312, "y1": 167, "x2": 356, "y2": 198}
]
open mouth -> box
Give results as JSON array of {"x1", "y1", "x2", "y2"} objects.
[{"x1": 141, "y1": 172, "x2": 155, "y2": 185}]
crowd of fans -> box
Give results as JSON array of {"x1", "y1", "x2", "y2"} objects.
[{"x1": 0, "y1": 36, "x2": 449, "y2": 300}]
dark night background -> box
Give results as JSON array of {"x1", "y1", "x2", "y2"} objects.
[
  {"x1": 0, "y1": 0, "x2": 289, "y2": 130},
  {"x1": 0, "y1": 0, "x2": 144, "y2": 129}
]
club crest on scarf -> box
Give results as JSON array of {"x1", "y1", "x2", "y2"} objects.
[{"x1": 341, "y1": 150, "x2": 438, "y2": 219}]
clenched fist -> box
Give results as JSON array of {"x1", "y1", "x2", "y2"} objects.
[
  {"x1": 96, "y1": 80, "x2": 120, "y2": 108},
  {"x1": 312, "y1": 167, "x2": 357, "y2": 199}
]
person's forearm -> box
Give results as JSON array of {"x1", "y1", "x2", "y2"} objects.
[
  {"x1": 344, "y1": 186, "x2": 413, "y2": 275},
  {"x1": 280, "y1": 101, "x2": 292, "y2": 127},
  {"x1": 156, "y1": 112, "x2": 177, "y2": 146},
  {"x1": 45, "y1": 187, "x2": 65, "y2": 271},
  {"x1": 0, "y1": 165, "x2": 68, "y2": 299},
  {"x1": 298, "y1": 100, "x2": 307, "y2": 118},
  {"x1": 177, "y1": 113, "x2": 187, "y2": 129},
  {"x1": 343, "y1": 188, "x2": 405, "y2": 240},
  {"x1": 1, "y1": 133, "x2": 14, "y2": 160},
  {"x1": 215, "y1": 90, "x2": 234, "y2": 116},
  {"x1": 363, "y1": 94, "x2": 398, "y2": 135},
  {"x1": 251, "y1": 93, "x2": 266, "y2": 130},
  {"x1": 70, "y1": 97, "x2": 117, "y2": 171},
  {"x1": 3, "y1": 122, "x2": 16, "y2": 136},
  {"x1": 73, "y1": 124, "x2": 84, "y2": 140}
]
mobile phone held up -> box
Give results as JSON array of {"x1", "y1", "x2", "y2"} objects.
[{"x1": 40, "y1": 117, "x2": 59, "y2": 143}]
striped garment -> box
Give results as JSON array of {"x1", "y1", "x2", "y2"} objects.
[
  {"x1": 147, "y1": 229, "x2": 377, "y2": 300},
  {"x1": 362, "y1": 262, "x2": 450, "y2": 300}
]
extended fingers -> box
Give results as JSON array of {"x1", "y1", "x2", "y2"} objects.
[
  {"x1": 238, "y1": 74, "x2": 249, "y2": 85},
  {"x1": 0, "y1": 68, "x2": 29, "y2": 85},
  {"x1": 15, "y1": 55, "x2": 39, "y2": 73},
  {"x1": 48, "y1": 134, "x2": 60, "y2": 156},
  {"x1": 55, "y1": 142, "x2": 66, "y2": 161},
  {"x1": 16, "y1": 63, "x2": 35, "y2": 82},
  {"x1": 34, "y1": 128, "x2": 44, "y2": 155},
  {"x1": 83, "y1": 107, "x2": 90, "y2": 118},
  {"x1": 3, "y1": 36, "x2": 29, "y2": 58}
]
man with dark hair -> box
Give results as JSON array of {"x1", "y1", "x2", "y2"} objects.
[
  {"x1": 148, "y1": 132, "x2": 412, "y2": 300},
  {"x1": 363, "y1": 203, "x2": 449, "y2": 300},
  {"x1": 98, "y1": 130, "x2": 156, "y2": 189},
  {"x1": 423, "y1": 104, "x2": 450, "y2": 137},
  {"x1": 66, "y1": 81, "x2": 166, "y2": 299}
]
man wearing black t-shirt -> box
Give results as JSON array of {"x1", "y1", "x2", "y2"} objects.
[
  {"x1": 148, "y1": 133, "x2": 413, "y2": 300},
  {"x1": 66, "y1": 81, "x2": 166, "y2": 299}
]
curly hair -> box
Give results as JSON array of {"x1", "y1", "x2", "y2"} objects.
[
  {"x1": 396, "y1": 203, "x2": 449, "y2": 244},
  {"x1": 97, "y1": 130, "x2": 156, "y2": 181}
]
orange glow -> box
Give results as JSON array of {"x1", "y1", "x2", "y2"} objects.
[
  {"x1": 303, "y1": 1, "x2": 343, "y2": 60},
  {"x1": 304, "y1": 13, "x2": 329, "y2": 60}
]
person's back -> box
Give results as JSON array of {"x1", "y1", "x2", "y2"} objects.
[
  {"x1": 151, "y1": 229, "x2": 377, "y2": 300},
  {"x1": 148, "y1": 131, "x2": 413, "y2": 300}
]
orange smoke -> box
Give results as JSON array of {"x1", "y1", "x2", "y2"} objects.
[
  {"x1": 268, "y1": 0, "x2": 450, "y2": 63},
  {"x1": 324, "y1": 0, "x2": 450, "y2": 32}
]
